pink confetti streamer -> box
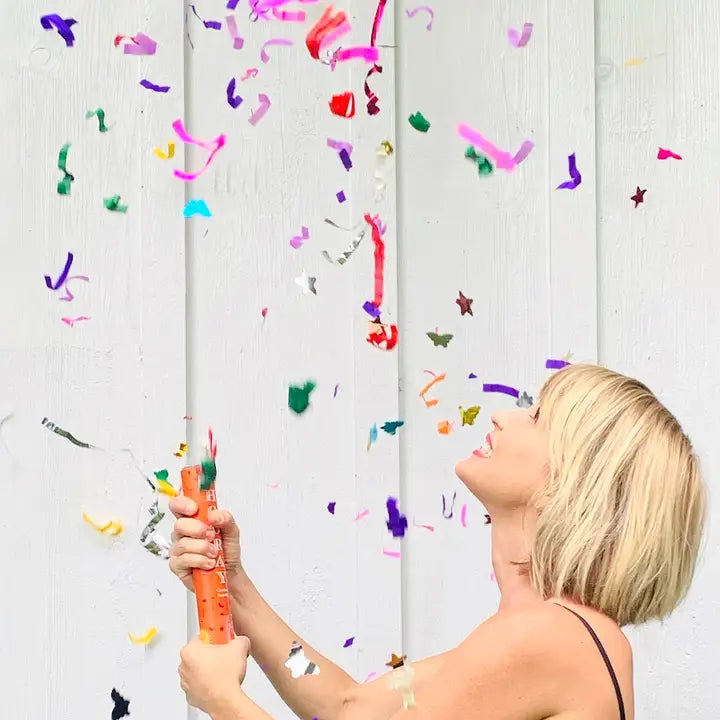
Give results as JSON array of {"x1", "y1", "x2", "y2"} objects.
[
  {"x1": 657, "y1": 147, "x2": 682, "y2": 160},
  {"x1": 363, "y1": 672, "x2": 378, "y2": 683},
  {"x1": 334, "y1": 46, "x2": 378, "y2": 64},
  {"x1": 123, "y1": 32, "x2": 157, "y2": 55},
  {"x1": 290, "y1": 226, "x2": 309, "y2": 249},
  {"x1": 268, "y1": 482, "x2": 279, "y2": 488},
  {"x1": 240, "y1": 68, "x2": 259, "y2": 81},
  {"x1": 327, "y1": 137, "x2": 353, "y2": 156},
  {"x1": 171, "y1": 119, "x2": 226, "y2": 181},
  {"x1": 61, "y1": 316, "x2": 90, "y2": 326},
  {"x1": 260, "y1": 38, "x2": 293, "y2": 63},
  {"x1": 248, "y1": 93, "x2": 271, "y2": 125},
  {"x1": 318, "y1": 21, "x2": 352, "y2": 53},
  {"x1": 353, "y1": 509, "x2": 369, "y2": 522},
  {"x1": 405, "y1": 5, "x2": 434, "y2": 31},
  {"x1": 59, "y1": 275, "x2": 89, "y2": 302},
  {"x1": 382, "y1": 547, "x2": 401, "y2": 558},
  {"x1": 460, "y1": 504, "x2": 467, "y2": 527},
  {"x1": 457, "y1": 123, "x2": 533, "y2": 172},
  {"x1": 272, "y1": 7, "x2": 305, "y2": 21},
  {"x1": 226, "y1": 15, "x2": 244, "y2": 48},
  {"x1": 507, "y1": 22, "x2": 533, "y2": 47},
  {"x1": 413, "y1": 520, "x2": 435, "y2": 532}
]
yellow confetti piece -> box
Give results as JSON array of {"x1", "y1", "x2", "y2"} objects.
[
  {"x1": 379, "y1": 140, "x2": 393, "y2": 155},
  {"x1": 156, "y1": 479, "x2": 178, "y2": 497},
  {"x1": 82, "y1": 513, "x2": 123, "y2": 535},
  {"x1": 624, "y1": 57, "x2": 644, "y2": 67},
  {"x1": 174, "y1": 442, "x2": 187, "y2": 458},
  {"x1": 127, "y1": 627, "x2": 157, "y2": 645},
  {"x1": 153, "y1": 142, "x2": 175, "y2": 159}
]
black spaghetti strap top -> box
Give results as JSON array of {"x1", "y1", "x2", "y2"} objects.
[{"x1": 554, "y1": 604, "x2": 626, "y2": 720}]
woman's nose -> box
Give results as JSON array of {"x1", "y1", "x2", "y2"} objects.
[{"x1": 490, "y1": 413, "x2": 503, "y2": 430}]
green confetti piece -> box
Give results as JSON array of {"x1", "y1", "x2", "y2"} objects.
[
  {"x1": 103, "y1": 195, "x2": 128, "y2": 212},
  {"x1": 288, "y1": 380, "x2": 316, "y2": 414},
  {"x1": 199, "y1": 458, "x2": 217, "y2": 490},
  {"x1": 153, "y1": 469, "x2": 169, "y2": 482},
  {"x1": 408, "y1": 111, "x2": 430, "y2": 132},
  {"x1": 464, "y1": 146, "x2": 494, "y2": 176},
  {"x1": 86, "y1": 108, "x2": 109, "y2": 132},
  {"x1": 57, "y1": 143, "x2": 74, "y2": 195}
]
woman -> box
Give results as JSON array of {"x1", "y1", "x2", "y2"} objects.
[{"x1": 171, "y1": 364, "x2": 706, "y2": 719}]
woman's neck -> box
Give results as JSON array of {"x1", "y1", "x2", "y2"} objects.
[{"x1": 489, "y1": 508, "x2": 540, "y2": 610}]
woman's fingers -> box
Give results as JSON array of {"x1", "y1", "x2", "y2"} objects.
[
  {"x1": 169, "y1": 552, "x2": 216, "y2": 576},
  {"x1": 171, "y1": 517, "x2": 212, "y2": 543},
  {"x1": 169, "y1": 495, "x2": 198, "y2": 519},
  {"x1": 170, "y1": 536, "x2": 217, "y2": 558}
]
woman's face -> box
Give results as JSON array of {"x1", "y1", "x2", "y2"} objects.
[{"x1": 454, "y1": 404, "x2": 550, "y2": 511}]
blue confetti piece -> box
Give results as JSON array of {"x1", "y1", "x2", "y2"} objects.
[{"x1": 183, "y1": 199, "x2": 211, "y2": 218}]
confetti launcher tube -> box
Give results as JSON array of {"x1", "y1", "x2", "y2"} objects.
[{"x1": 181, "y1": 465, "x2": 234, "y2": 644}]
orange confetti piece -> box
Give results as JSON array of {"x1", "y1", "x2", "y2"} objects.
[
  {"x1": 418, "y1": 371, "x2": 446, "y2": 407},
  {"x1": 436, "y1": 419, "x2": 453, "y2": 434},
  {"x1": 174, "y1": 442, "x2": 187, "y2": 458}
]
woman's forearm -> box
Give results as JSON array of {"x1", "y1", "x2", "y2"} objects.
[
  {"x1": 210, "y1": 690, "x2": 274, "y2": 720},
  {"x1": 229, "y1": 570, "x2": 357, "y2": 720}
]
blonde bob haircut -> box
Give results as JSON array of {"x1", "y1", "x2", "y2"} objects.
[{"x1": 530, "y1": 364, "x2": 706, "y2": 626}]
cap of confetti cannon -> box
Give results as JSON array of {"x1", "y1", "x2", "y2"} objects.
[{"x1": 181, "y1": 464, "x2": 234, "y2": 644}]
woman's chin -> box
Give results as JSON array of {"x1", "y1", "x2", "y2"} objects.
[{"x1": 454, "y1": 454, "x2": 484, "y2": 489}]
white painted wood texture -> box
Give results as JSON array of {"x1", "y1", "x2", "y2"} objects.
[{"x1": 2, "y1": 0, "x2": 719, "y2": 719}]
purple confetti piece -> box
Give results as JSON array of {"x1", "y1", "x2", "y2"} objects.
[
  {"x1": 442, "y1": 491, "x2": 457, "y2": 519},
  {"x1": 40, "y1": 14, "x2": 77, "y2": 47},
  {"x1": 124, "y1": 32, "x2": 157, "y2": 55},
  {"x1": 336, "y1": 190, "x2": 346, "y2": 203},
  {"x1": 343, "y1": 637, "x2": 354, "y2": 648},
  {"x1": 468, "y1": 373, "x2": 477, "y2": 379},
  {"x1": 385, "y1": 497, "x2": 408, "y2": 538},
  {"x1": 545, "y1": 358, "x2": 570, "y2": 369},
  {"x1": 226, "y1": 15, "x2": 244, "y2": 48},
  {"x1": 226, "y1": 78, "x2": 243, "y2": 108},
  {"x1": 513, "y1": 140, "x2": 535, "y2": 166},
  {"x1": 260, "y1": 38, "x2": 293, "y2": 63},
  {"x1": 191, "y1": 5, "x2": 222, "y2": 29},
  {"x1": 339, "y1": 148, "x2": 352, "y2": 170},
  {"x1": 327, "y1": 138, "x2": 353, "y2": 155},
  {"x1": 327, "y1": 502, "x2": 336, "y2": 514},
  {"x1": 405, "y1": 5, "x2": 434, "y2": 31},
  {"x1": 362, "y1": 301, "x2": 381, "y2": 319},
  {"x1": 140, "y1": 79, "x2": 170, "y2": 93},
  {"x1": 227, "y1": 0, "x2": 240, "y2": 7},
  {"x1": 482, "y1": 383, "x2": 519, "y2": 398},
  {"x1": 58, "y1": 275, "x2": 89, "y2": 302},
  {"x1": 290, "y1": 226, "x2": 309, "y2": 249},
  {"x1": 556, "y1": 153, "x2": 581, "y2": 190},
  {"x1": 44, "y1": 251, "x2": 73, "y2": 290},
  {"x1": 248, "y1": 93, "x2": 271, "y2": 125},
  {"x1": 507, "y1": 22, "x2": 533, "y2": 47},
  {"x1": 333, "y1": 383, "x2": 339, "y2": 397}
]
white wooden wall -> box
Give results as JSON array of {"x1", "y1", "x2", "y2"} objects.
[{"x1": 1, "y1": 1, "x2": 717, "y2": 718}]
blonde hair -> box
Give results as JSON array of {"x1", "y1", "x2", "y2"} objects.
[{"x1": 530, "y1": 364, "x2": 706, "y2": 626}]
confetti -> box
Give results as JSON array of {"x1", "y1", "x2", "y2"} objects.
[
  {"x1": 465, "y1": 146, "x2": 494, "y2": 176},
  {"x1": 343, "y1": 637, "x2": 354, "y2": 648},
  {"x1": 405, "y1": 5, "x2": 434, "y2": 30},
  {"x1": 288, "y1": 380, "x2": 316, "y2": 414},
  {"x1": 61, "y1": 316, "x2": 90, "y2": 327},
  {"x1": 320, "y1": 218, "x2": 366, "y2": 265},
  {"x1": 329, "y1": 92, "x2": 355, "y2": 118},
  {"x1": 127, "y1": 627, "x2": 157, "y2": 645},
  {"x1": 82, "y1": 513, "x2": 123, "y2": 535},
  {"x1": 484, "y1": 514, "x2": 492, "y2": 525},
  {"x1": 261, "y1": 38, "x2": 293, "y2": 63},
  {"x1": 294, "y1": 270, "x2": 317, "y2": 295},
  {"x1": 40, "y1": 14, "x2": 77, "y2": 47},
  {"x1": 364, "y1": 0, "x2": 388, "y2": 114},
  {"x1": 154, "y1": 470, "x2": 178, "y2": 497},
  {"x1": 226, "y1": 15, "x2": 244, "y2": 48},
  {"x1": 386, "y1": 497, "x2": 408, "y2": 538},
  {"x1": 459, "y1": 406, "x2": 480, "y2": 425},
  {"x1": 456, "y1": 290, "x2": 473, "y2": 316},
  {"x1": 111, "y1": 689, "x2": 130, "y2": 720},
  {"x1": 419, "y1": 371, "x2": 446, "y2": 407},
  {"x1": 183, "y1": 199, "x2": 212, "y2": 217},
  {"x1": 457, "y1": 123, "x2": 534, "y2": 172},
  {"x1": 482, "y1": 383, "x2": 519, "y2": 398},
  {"x1": 140, "y1": 499, "x2": 171, "y2": 558},
  {"x1": 367, "y1": 423, "x2": 378, "y2": 451},
  {"x1": 153, "y1": 142, "x2": 175, "y2": 159},
  {"x1": 631, "y1": 186, "x2": 646, "y2": 207},
  {"x1": 86, "y1": 108, "x2": 109, "y2": 132},
  {"x1": 339, "y1": 148, "x2": 352, "y2": 170},
  {"x1": 366, "y1": 320, "x2": 398, "y2": 350},
  {"x1": 171, "y1": 119, "x2": 226, "y2": 181},
  {"x1": 380, "y1": 140, "x2": 393, "y2": 155},
  {"x1": 545, "y1": 358, "x2": 570, "y2": 369},
  {"x1": 437, "y1": 419, "x2": 453, "y2": 434},
  {"x1": 285, "y1": 641, "x2": 320, "y2": 678},
  {"x1": 364, "y1": 213, "x2": 386, "y2": 314},
  {"x1": 386, "y1": 653, "x2": 406, "y2": 669},
  {"x1": 380, "y1": 421, "x2": 404, "y2": 435},
  {"x1": 58, "y1": 275, "x2": 89, "y2": 302},
  {"x1": 123, "y1": 32, "x2": 157, "y2": 55},
  {"x1": 442, "y1": 492, "x2": 456, "y2": 519},
  {"x1": 408, "y1": 111, "x2": 430, "y2": 132},
  {"x1": 468, "y1": 372, "x2": 477, "y2": 379},
  {"x1": 140, "y1": 79, "x2": 170, "y2": 92},
  {"x1": 190, "y1": 5, "x2": 222, "y2": 29},
  {"x1": 333, "y1": 383, "x2": 339, "y2": 397},
  {"x1": 327, "y1": 502, "x2": 336, "y2": 514},
  {"x1": 336, "y1": 190, "x2": 346, "y2": 203},
  {"x1": 516, "y1": 391, "x2": 534, "y2": 408},
  {"x1": 56, "y1": 143, "x2": 74, "y2": 195},
  {"x1": 103, "y1": 195, "x2": 128, "y2": 213},
  {"x1": 44, "y1": 251, "x2": 74, "y2": 290},
  {"x1": 249, "y1": 93, "x2": 272, "y2": 125},
  {"x1": 382, "y1": 547, "x2": 401, "y2": 558},
  {"x1": 226, "y1": 78, "x2": 244, "y2": 108},
  {"x1": 658, "y1": 147, "x2": 682, "y2": 160},
  {"x1": 332, "y1": 46, "x2": 379, "y2": 65},
  {"x1": 240, "y1": 68, "x2": 259, "y2": 81},
  {"x1": 305, "y1": 6, "x2": 349, "y2": 59},
  {"x1": 426, "y1": 330, "x2": 453, "y2": 348},
  {"x1": 556, "y1": 153, "x2": 581, "y2": 189},
  {"x1": 460, "y1": 504, "x2": 468, "y2": 527},
  {"x1": 413, "y1": 520, "x2": 435, "y2": 532},
  {"x1": 624, "y1": 57, "x2": 644, "y2": 66},
  {"x1": 290, "y1": 226, "x2": 309, "y2": 249},
  {"x1": 507, "y1": 22, "x2": 533, "y2": 47},
  {"x1": 42, "y1": 417, "x2": 93, "y2": 448},
  {"x1": 354, "y1": 509, "x2": 369, "y2": 522},
  {"x1": 174, "y1": 442, "x2": 188, "y2": 457}
]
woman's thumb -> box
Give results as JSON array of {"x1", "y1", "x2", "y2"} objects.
[
  {"x1": 210, "y1": 509, "x2": 239, "y2": 538},
  {"x1": 233, "y1": 635, "x2": 251, "y2": 657}
]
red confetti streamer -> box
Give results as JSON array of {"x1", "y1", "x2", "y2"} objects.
[
  {"x1": 364, "y1": 213, "x2": 385, "y2": 308},
  {"x1": 305, "y1": 6, "x2": 348, "y2": 59},
  {"x1": 364, "y1": 0, "x2": 388, "y2": 115}
]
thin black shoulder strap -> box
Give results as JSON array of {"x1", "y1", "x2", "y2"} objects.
[{"x1": 554, "y1": 603, "x2": 626, "y2": 720}]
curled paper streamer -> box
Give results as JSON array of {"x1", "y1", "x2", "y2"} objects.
[
  {"x1": 364, "y1": 0, "x2": 387, "y2": 114},
  {"x1": 56, "y1": 143, "x2": 74, "y2": 195},
  {"x1": 140, "y1": 499, "x2": 171, "y2": 558},
  {"x1": 272, "y1": 7, "x2": 306, "y2": 22},
  {"x1": 226, "y1": 16, "x2": 244, "y2": 49},
  {"x1": 44, "y1": 251, "x2": 74, "y2": 290},
  {"x1": 171, "y1": 119, "x2": 226, "y2": 181},
  {"x1": 382, "y1": 547, "x2": 401, "y2": 558},
  {"x1": 260, "y1": 38, "x2": 293, "y2": 63},
  {"x1": 59, "y1": 275, "x2": 89, "y2": 302},
  {"x1": 545, "y1": 358, "x2": 570, "y2": 369},
  {"x1": 457, "y1": 123, "x2": 534, "y2": 172},
  {"x1": 42, "y1": 417, "x2": 93, "y2": 448},
  {"x1": 285, "y1": 642, "x2": 320, "y2": 678},
  {"x1": 248, "y1": 94, "x2": 271, "y2": 125},
  {"x1": 386, "y1": 497, "x2": 408, "y2": 538},
  {"x1": 40, "y1": 14, "x2": 77, "y2": 47},
  {"x1": 333, "y1": 46, "x2": 379, "y2": 64},
  {"x1": 405, "y1": 5, "x2": 434, "y2": 30},
  {"x1": 127, "y1": 627, "x2": 157, "y2": 645},
  {"x1": 82, "y1": 513, "x2": 123, "y2": 535},
  {"x1": 419, "y1": 372, "x2": 446, "y2": 407},
  {"x1": 658, "y1": 147, "x2": 682, "y2": 160},
  {"x1": 61, "y1": 316, "x2": 90, "y2": 327},
  {"x1": 290, "y1": 226, "x2": 309, "y2": 249},
  {"x1": 556, "y1": 153, "x2": 581, "y2": 189},
  {"x1": 190, "y1": 5, "x2": 222, "y2": 29},
  {"x1": 86, "y1": 108, "x2": 109, "y2": 132},
  {"x1": 442, "y1": 491, "x2": 457, "y2": 519},
  {"x1": 365, "y1": 213, "x2": 385, "y2": 313},
  {"x1": 329, "y1": 92, "x2": 355, "y2": 118},
  {"x1": 140, "y1": 79, "x2": 170, "y2": 93},
  {"x1": 153, "y1": 142, "x2": 175, "y2": 159},
  {"x1": 226, "y1": 78, "x2": 244, "y2": 108},
  {"x1": 240, "y1": 68, "x2": 259, "y2": 81},
  {"x1": 104, "y1": 195, "x2": 128, "y2": 212},
  {"x1": 507, "y1": 22, "x2": 533, "y2": 47},
  {"x1": 305, "y1": 6, "x2": 349, "y2": 59},
  {"x1": 183, "y1": 199, "x2": 211, "y2": 217},
  {"x1": 123, "y1": 32, "x2": 157, "y2": 55},
  {"x1": 367, "y1": 321, "x2": 398, "y2": 350},
  {"x1": 483, "y1": 383, "x2": 519, "y2": 398}
]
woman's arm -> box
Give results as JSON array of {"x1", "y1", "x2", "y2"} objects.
[
  {"x1": 209, "y1": 690, "x2": 275, "y2": 720},
  {"x1": 229, "y1": 570, "x2": 357, "y2": 720}
]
